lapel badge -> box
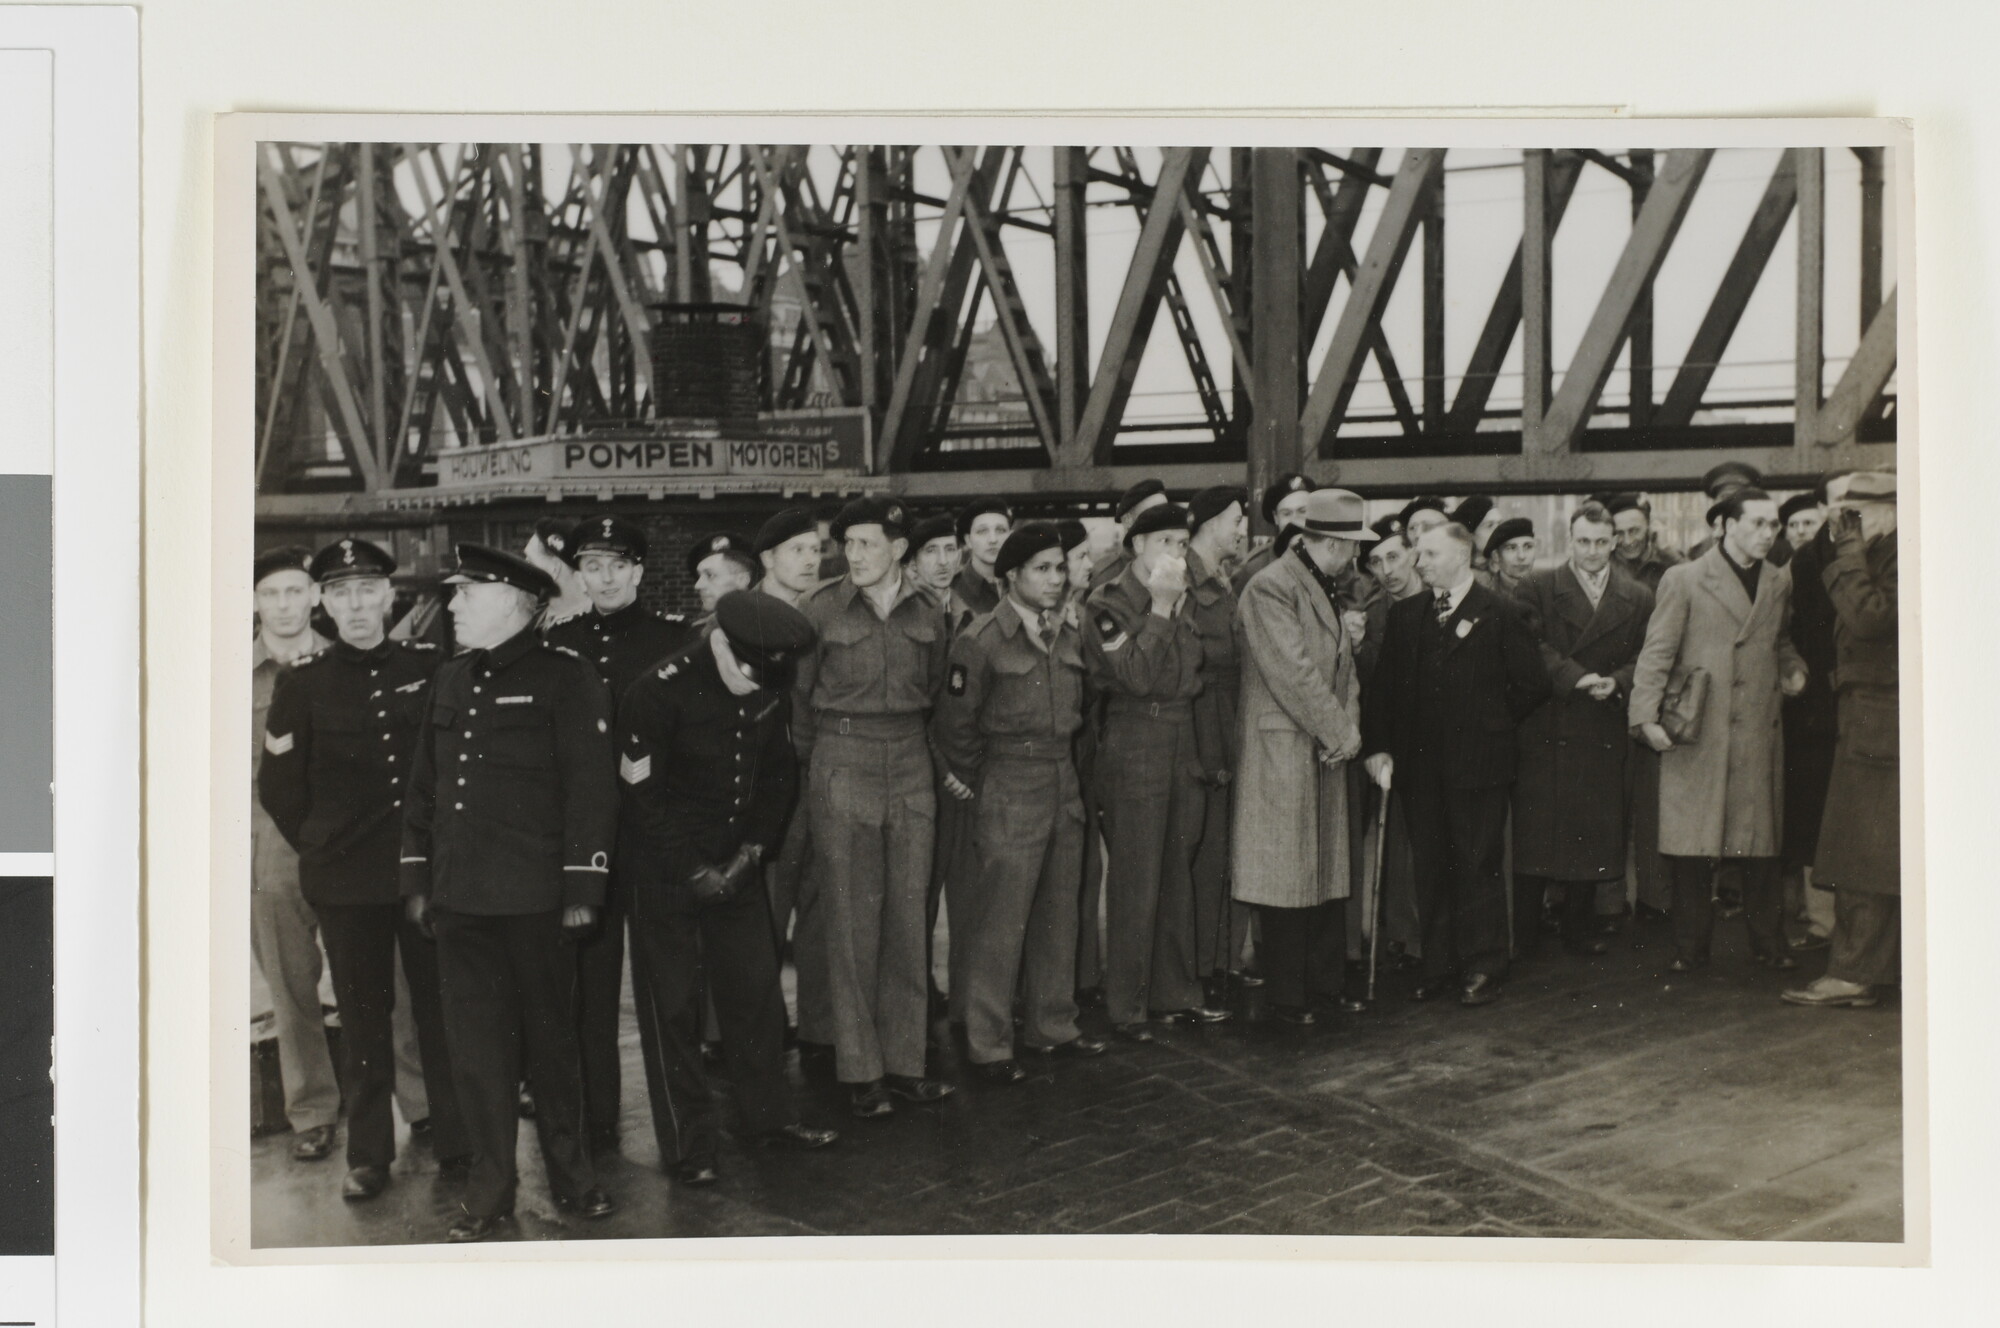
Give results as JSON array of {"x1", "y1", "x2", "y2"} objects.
[{"x1": 1456, "y1": 618, "x2": 1475, "y2": 639}]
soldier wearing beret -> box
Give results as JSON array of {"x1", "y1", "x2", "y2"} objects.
[
  {"x1": 1229, "y1": 473, "x2": 1315, "y2": 596},
  {"x1": 400, "y1": 544, "x2": 619, "y2": 1242},
  {"x1": 260, "y1": 539, "x2": 467, "y2": 1201},
  {"x1": 792, "y1": 497, "x2": 957, "y2": 1116},
  {"x1": 1484, "y1": 517, "x2": 1538, "y2": 601},
  {"x1": 903, "y1": 514, "x2": 960, "y2": 610},
  {"x1": 1082, "y1": 502, "x2": 1230, "y2": 1039},
  {"x1": 934, "y1": 525, "x2": 1107, "y2": 1080},
  {"x1": 950, "y1": 499, "x2": 1013, "y2": 635},
  {"x1": 689, "y1": 531, "x2": 761, "y2": 616},
  {"x1": 1184, "y1": 487, "x2": 1251, "y2": 1001},
  {"x1": 250, "y1": 546, "x2": 342, "y2": 1163},
  {"x1": 618, "y1": 591, "x2": 840, "y2": 1183},
  {"x1": 1087, "y1": 479, "x2": 1169, "y2": 593},
  {"x1": 1603, "y1": 493, "x2": 1684, "y2": 593},
  {"x1": 754, "y1": 508, "x2": 834, "y2": 1057},
  {"x1": 542, "y1": 515, "x2": 694, "y2": 1154}
]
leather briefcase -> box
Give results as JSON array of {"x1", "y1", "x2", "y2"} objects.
[{"x1": 1661, "y1": 667, "x2": 1709, "y2": 744}]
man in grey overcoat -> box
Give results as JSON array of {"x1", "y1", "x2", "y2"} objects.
[
  {"x1": 1231, "y1": 489, "x2": 1372, "y2": 1024},
  {"x1": 1629, "y1": 487, "x2": 1808, "y2": 973}
]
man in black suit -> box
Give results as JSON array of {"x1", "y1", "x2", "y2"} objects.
[{"x1": 1362, "y1": 522, "x2": 1551, "y2": 1006}]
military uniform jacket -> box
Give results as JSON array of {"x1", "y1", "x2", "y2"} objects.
[
  {"x1": 791, "y1": 574, "x2": 948, "y2": 762},
  {"x1": 399, "y1": 625, "x2": 618, "y2": 914},
  {"x1": 260, "y1": 637, "x2": 443, "y2": 906},
  {"x1": 948, "y1": 565, "x2": 1003, "y2": 636},
  {"x1": 932, "y1": 602, "x2": 1085, "y2": 785},
  {"x1": 1081, "y1": 564, "x2": 1206, "y2": 708},
  {"x1": 1186, "y1": 548, "x2": 1241, "y2": 778},
  {"x1": 253, "y1": 631, "x2": 330, "y2": 890},
  {"x1": 616, "y1": 640, "x2": 799, "y2": 887},
  {"x1": 544, "y1": 599, "x2": 694, "y2": 707}
]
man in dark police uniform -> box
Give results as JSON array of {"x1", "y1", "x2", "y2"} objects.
[
  {"x1": 617, "y1": 591, "x2": 840, "y2": 1184},
  {"x1": 400, "y1": 544, "x2": 619, "y2": 1242},
  {"x1": 542, "y1": 515, "x2": 693, "y2": 1155},
  {"x1": 258, "y1": 537, "x2": 466, "y2": 1201}
]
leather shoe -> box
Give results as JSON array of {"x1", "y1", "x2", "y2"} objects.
[
  {"x1": 1228, "y1": 967, "x2": 1266, "y2": 989},
  {"x1": 1459, "y1": 974, "x2": 1502, "y2": 1006},
  {"x1": 1408, "y1": 980, "x2": 1447, "y2": 1002},
  {"x1": 1781, "y1": 977, "x2": 1881, "y2": 1009},
  {"x1": 553, "y1": 1187, "x2": 617, "y2": 1219},
  {"x1": 1155, "y1": 1006, "x2": 1231, "y2": 1026},
  {"x1": 849, "y1": 1082, "x2": 894, "y2": 1119},
  {"x1": 1030, "y1": 1036, "x2": 1108, "y2": 1059},
  {"x1": 1111, "y1": 1022, "x2": 1155, "y2": 1044},
  {"x1": 1331, "y1": 995, "x2": 1368, "y2": 1015},
  {"x1": 974, "y1": 1059, "x2": 1029, "y2": 1085},
  {"x1": 758, "y1": 1123, "x2": 839, "y2": 1151},
  {"x1": 1271, "y1": 1005, "x2": 1317, "y2": 1027},
  {"x1": 341, "y1": 1165, "x2": 389, "y2": 1201},
  {"x1": 291, "y1": 1124, "x2": 335, "y2": 1162},
  {"x1": 445, "y1": 1212, "x2": 512, "y2": 1243},
  {"x1": 884, "y1": 1074, "x2": 955, "y2": 1103},
  {"x1": 673, "y1": 1157, "x2": 720, "y2": 1187},
  {"x1": 1755, "y1": 951, "x2": 1801, "y2": 971},
  {"x1": 1564, "y1": 938, "x2": 1611, "y2": 957}
]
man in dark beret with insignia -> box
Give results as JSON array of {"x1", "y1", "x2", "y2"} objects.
[
  {"x1": 934, "y1": 525, "x2": 1106, "y2": 1080},
  {"x1": 260, "y1": 538, "x2": 467, "y2": 1201},
  {"x1": 1484, "y1": 516, "x2": 1539, "y2": 601},
  {"x1": 542, "y1": 515, "x2": 694, "y2": 1156},
  {"x1": 400, "y1": 544, "x2": 620, "y2": 1241},
  {"x1": 689, "y1": 531, "x2": 761, "y2": 616},
  {"x1": 756, "y1": 508, "x2": 825, "y2": 609},
  {"x1": 792, "y1": 497, "x2": 957, "y2": 1116},
  {"x1": 1087, "y1": 478, "x2": 1170, "y2": 593},
  {"x1": 1230, "y1": 473, "x2": 1315, "y2": 595},
  {"x1": 1082, "y1": 502, "x2": 1230, "y2": 1039},
  {"x1": 618, "y1": 591, "x2": 840, "y2": 1183},
  {"x1": 903, "y1": 514, "x2": 960, "y2": 610},
  {"x1": 250, "y1": 546, "x2": 341, "y2": 1163}
]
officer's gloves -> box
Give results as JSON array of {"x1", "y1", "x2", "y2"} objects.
[{"x1": 688, "y1": 843, "x2": 764, "y2": 903}]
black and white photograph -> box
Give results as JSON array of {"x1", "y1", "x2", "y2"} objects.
[{"x1": 227, "y1": 121, "x2": 1912, "y2": 1254}]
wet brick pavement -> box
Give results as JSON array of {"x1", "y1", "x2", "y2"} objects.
[{"x1": 250, "y1": 912, "x2": 1902, "y2": 1248}]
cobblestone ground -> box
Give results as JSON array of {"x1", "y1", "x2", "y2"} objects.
[{"x1": 250, "y1": 913, "x2": 1902, "y2": 1247}]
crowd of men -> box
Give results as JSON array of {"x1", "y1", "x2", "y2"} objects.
[{"x1": 248, "y1": 456, "x2": 1902, "y2": 1243}]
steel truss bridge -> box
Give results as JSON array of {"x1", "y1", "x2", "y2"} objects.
[{"x1": 254, "y1": 142, "x2": 1896, "y2": 526}]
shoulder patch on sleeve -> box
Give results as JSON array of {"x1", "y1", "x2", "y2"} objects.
[
  {"x1": 948, "y1": 663, "x2": 967, "y2": 696},
  {"x1": 263, "y1": 731, "x2": 294, "y2": 755},
  {"x1": 1094, "y1": 611, "x2": 1129, "y2": 652}
]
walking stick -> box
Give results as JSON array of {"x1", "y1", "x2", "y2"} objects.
[{"x1": 1366, "y1": 780, "x2": 1391, "y2": 1003}]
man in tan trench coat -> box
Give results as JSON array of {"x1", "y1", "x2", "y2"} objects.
[
  {"x1": 1231, "y1": 489, "x2": 1372, "y2": 1024},
  {"x1": 1629, "y1": 487, "x2": 1808, "y2": 973}
]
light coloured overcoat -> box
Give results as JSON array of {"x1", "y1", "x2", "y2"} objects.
[
  {"x1": 1231, "y1": 549, "x2": 1362, "y2": 908},
  {"x1": 1628, "y1": 546, "x2": 1804, "y2": 858}
]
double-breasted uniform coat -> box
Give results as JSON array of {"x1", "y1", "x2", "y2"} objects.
[
  {"x1": 1628, "y1": 547, "x2": 1804, "y2": 861},
  {"x1": 1512, "y1": 563, "x2": 1655, "y2": 881}
]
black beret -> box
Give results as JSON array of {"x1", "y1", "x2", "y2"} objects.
[
  {"x1": 253, "y1": 545, "x2": 314, "y2": 587},
  {"x1": 1703, "y1": 460, "x2": 1763, "y2": 497},
  {"x1": 1054, "y1": 518, "x2": 1090, "y2": 554},
  {"x1": 1449, "y1": 496, "x2": 1494, "y2": 533},
  {"x1": 443, "y1": 543, "x2": 559, "y2": 600},
  {"x1": 530, "y1": 517, "x2": 574, "y2": 561},
  {"x1": 830, "y1": 495, "x2": 912, "y2": 543},
  {"x1": 901, "y1": 514, "x2": 957, "y2": 561},
  {"x1": 1124, "y1": 501, "x2": 1189, "y2": 547},
  {"x1": 1188, "y1": 486, "x2": 1245, "y2": 533},
  {"x1": 754, "y1": 508, "x2": 819, "y2": 555},
  {"x1": 310, "y1": 536, "x2": 396, "y2": 584},
  {"x1": 1114, "y1": 478, "x2": 1168, "y2": 520},
  {"x1": 686, "y1": 531, "x2": 760, "y2": 579},
  {"x1": 1484, "y1": 517, "x2": 1536, "y2": 558},
  {"x1": 1779, "y1": 493, "x2": 1824, "y2": 524},
  {"x1": 1599, "y1": 492, "x2": 1647, "y2": 517},
  {"x1": 1260, "y1": 473, "x2": 1317, "y2": 525},
  {"x1": 567, "y1": 514, "x2": 648, "y2": 565},
  {"x1": 1399, "y1": 495, "x2": 1448, "y2": 528},
  {"x1": 955, "y1": 497, "x2": 1013, "y2": 541},
  {"x1": 993, "y1": 523, "x2": 1065, "y2": 582},
  {"x1": 714, "y1": 589, "x2": 816, "y2": 687}
]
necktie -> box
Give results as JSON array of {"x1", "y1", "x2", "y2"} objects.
[
  {"x1": 1037, "y1": 609, "x2": 1057, "y2": 646},
  {"x1": 1435, "y1": 591, "x2": 1454, "y2": 628}
]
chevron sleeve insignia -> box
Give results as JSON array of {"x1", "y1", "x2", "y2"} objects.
[
  {"x1": 263, "y1": 731, "x2": 295, "y2": 756},
  {"x1": 620, "y1": 753, "x2": 652, "y2": 785}
]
